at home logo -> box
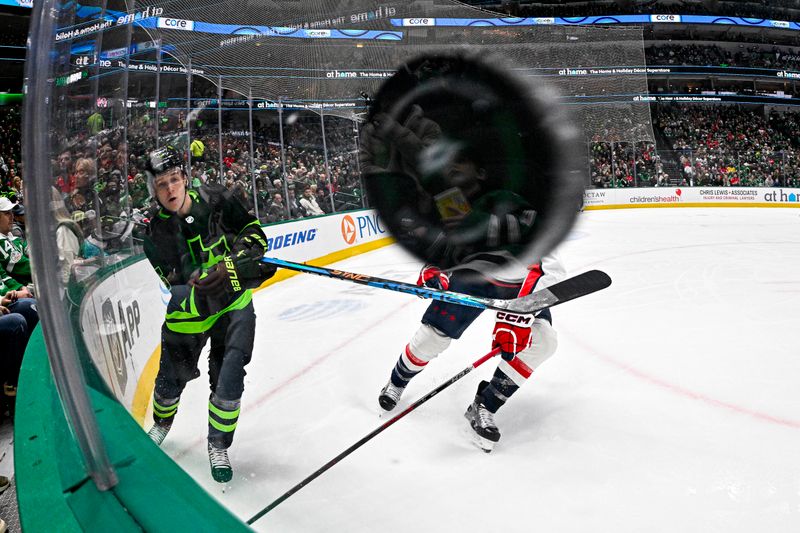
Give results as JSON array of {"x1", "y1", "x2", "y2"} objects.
[{"x1": 763, "y1": 189, "x2": 800, "y2": 203}]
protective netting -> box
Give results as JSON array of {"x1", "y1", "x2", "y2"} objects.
[{"x1": 54, "y1": 0, "x2": 654, "y2": 141}]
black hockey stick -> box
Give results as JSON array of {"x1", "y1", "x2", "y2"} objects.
[
  {"x1": 246, "y1": 347, "x2": 503, "y2": 525},
  {"x1": 262, "y1": 257, "x2": 611, "y2": 314},
  {"x1": 247, "y1": 268, "x2": 611, "y2": 523}
]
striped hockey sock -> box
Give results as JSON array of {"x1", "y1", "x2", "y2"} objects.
[
  {"x1": 390, "y1": 344, "x2": 429, "y2": 388},
  {"x1": 208, "y1": 394, "x2": 241, "y2": 449},
  {"x1": 152, "y1": 396, "x2": 179, "y2": 427}
]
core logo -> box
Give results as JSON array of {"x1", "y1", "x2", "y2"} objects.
[
  {"x1": 650, "y1": 14, "x2": 681, "y2": 23},
  {"x1": 341, "y1": 215, "x2": 357, "y2": 244},
  {"x1": 403, "y1": 18, "x2": 434, "y2": 26},
  {"x1": 157, "y1": 17, "x2": 195, "y2": 31},
  {"x1": 307, "y1": 29, "x2": 331, "y2": 37}
]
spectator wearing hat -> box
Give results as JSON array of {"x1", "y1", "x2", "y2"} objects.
[
  {"x1": 10, "y1": 203, "x2": 24, "y2": 239},
  {"x1": 0, "y1": 197, "x2": 33, "y2": 295}
]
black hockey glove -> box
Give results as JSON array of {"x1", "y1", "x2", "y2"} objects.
[{"x1": 190, "y1": 256, "x2": 244, "y2": 299}]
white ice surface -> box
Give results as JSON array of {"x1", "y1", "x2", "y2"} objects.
[{"x1": 157, "y1": 208, "x2": 800, "y2": 532}]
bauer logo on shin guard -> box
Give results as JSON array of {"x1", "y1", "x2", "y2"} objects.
[{"x1": 225, "y1": 257, "x2": 242, "y2": 292}]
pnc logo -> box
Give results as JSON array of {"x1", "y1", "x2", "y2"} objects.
[{"x1": 341, "y1": 215, "x2": 357, "y2": 244}]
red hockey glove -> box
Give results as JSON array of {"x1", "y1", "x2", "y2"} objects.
[
  {"x1": 492, "y1": 312, "x2": 533, "y2": 361},
  {"x1": 416, "y1": 265, "x2": 450, "y2": 291}
]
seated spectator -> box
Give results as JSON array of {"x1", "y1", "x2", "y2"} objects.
[
  {"x1": 67, "y1": 158, "x2": 97, "y2": 214},
  {"x1": 52, "y1": 188, "x2": 86, "y2": 283},
  {"x1": 265, "y1": 193, "x2": 287, "y2": 223},
  {"x1": 11, "y1": 203, "x2": 24, "y2": 239},
  {"x1": 0, "y1": 197, "x2": 32, "y2": 294},
  {"x1": 286, "y1": 188, "x2": 306, "y2": 219},
  {"x1": 0, "y1": 288, "x2": 38, "y2": 399},
  {"x1": 299, "y1": 186, "x2": 325, "y2": 216}
]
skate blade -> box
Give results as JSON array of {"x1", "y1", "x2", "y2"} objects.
[
  {"x1": 471, "y1": 433, "x2": 495, "y2": 453},
  {"x1": 464, "y1": 422, "x2": 496, "y2": 453}
]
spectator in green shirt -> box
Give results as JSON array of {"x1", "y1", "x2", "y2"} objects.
[{"x1": 0, "y1": 197, "x2": 32, "y2": 294}]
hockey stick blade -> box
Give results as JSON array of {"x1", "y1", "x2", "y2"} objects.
[
  {"x1": 262, "y1": 257, "x2": 610, "y2": 314},
  {"x1": 502, "y1": 269, "x2": 612, "y2": 313}
]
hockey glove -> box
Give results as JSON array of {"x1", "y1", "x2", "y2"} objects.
[
  {"x1": 492, "y1": 312, "x2": 534, "y2": 361},
  {"x1": 417, "y1": 265, "x2": 450, "y2": 291},
  {"x1": 190, "y1": 256, "x2": 244, "y2": 299}
]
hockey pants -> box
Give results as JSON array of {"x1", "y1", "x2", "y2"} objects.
[{"x1": 153, "y1": 286, "x2": 256, "y2": 448}]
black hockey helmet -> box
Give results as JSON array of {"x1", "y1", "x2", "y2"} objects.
[{"x1": 145, "y1": 145, "x2": 184, "y2": 197}]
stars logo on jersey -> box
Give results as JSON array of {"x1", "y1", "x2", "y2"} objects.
[{"x1": 185, "y1": 216, "x2": 195, "y2": 224}]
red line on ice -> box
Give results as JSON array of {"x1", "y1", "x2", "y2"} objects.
[{"x1": 569, "y1": 333, "x2": 800, "y2": 429}]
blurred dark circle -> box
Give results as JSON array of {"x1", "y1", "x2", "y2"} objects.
[{"x1": 362, "y1": 51, "x2": 585, "y2": 271}]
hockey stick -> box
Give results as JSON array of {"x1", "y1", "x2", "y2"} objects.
[
  {"x1": 246, "y1": 347, "x2": 503, "y2": 525},
  {"x1": 262, "y1": 257, "x2": 611, "y2": 314},
  {"x1": 247, "y1": 269, "x2": 611, "y2": 523}
]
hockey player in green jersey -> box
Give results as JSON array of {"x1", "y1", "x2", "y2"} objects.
[{"x1": 142, "y1": 146, "x2": 276, "y2": 482}]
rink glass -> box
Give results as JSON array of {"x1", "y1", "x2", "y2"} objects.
[{"x1": 20, "y1": 0, "x2": 648, "y2": 527}]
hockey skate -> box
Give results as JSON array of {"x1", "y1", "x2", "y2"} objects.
[
  {"x1": 464, "y1": 399, "x2": 501, "y2": 453},
  {"x1": 378, "y1": 380, "x2": 406, "y2": 411},
  {"x1": 208, "y1": 442, "x2": 233, "y2": 483},
  {"x1": 147, "y1": 423, "x2": 170, "y2": 446}
]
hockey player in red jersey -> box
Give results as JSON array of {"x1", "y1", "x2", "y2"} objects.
[
  {"x1": 379, "y1": 252, "x2": 564, "y2": 452},
  {"x1": 371, "y1": 129, "x2": 565, "y2": 452}
]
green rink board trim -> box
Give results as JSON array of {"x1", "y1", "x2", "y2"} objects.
[
  {"x1": 15, "y1": 326, "x2": 250, "y2": 532},
  {"x1": 15, "y1": 211, "x2": 381, "y2": 531}
]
